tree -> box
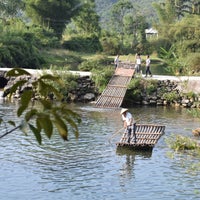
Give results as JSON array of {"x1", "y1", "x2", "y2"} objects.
[
  {"x1": 0, "y1": 0, "x2": 23, "y2": 19},
  {"x1": 110, "y1": 0, "x2": 134, "y2": 43},
  {"x1": 153, "y1": 0, "x2": 200, "y2": 23},
  {"x1": 153, "y1": 0, "x2": 177, "y2": 25},
  {"x1": 169, "y1": 15, "x2": 200, "y2": 54},
  {"x1": 123, "y1": 13, "x2": 149, "y2": 53},
  {"x1": 63, "y1": 0, "x2": 102, "y2": 53},
  {"x1": 152, "y1": 0, "x2": 178, "y2": 40},
  {"x1": 72, "y1": 0, "x2": 101, "y2": 36},
  {"x1": 173, "y1": 0, "x2": 191, "y2": 19},
  {"x1": 0, "y1": 68, "x2": 81, "y2": 144},
  {"x1": 174, "y1": 0, "x2": 200, "y2": 15},
  {"x1": 24, "y1": 0, "x2": 82, "y2": 38},
  {"x1": 191, "y1": 0, "x2": 200, "y2": 14}
]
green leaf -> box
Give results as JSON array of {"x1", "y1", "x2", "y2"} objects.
[
  {"x1": 64, "y1": 117, "x2": 79, "y2": 138},
  {"x1": 21, "y1": 90, "x2": 33, "y2": 105},
  {"x1": 9, "y1": 80, "x2": 27, "y2": 96},
  {"x1": 29, "y1": 123, "x2": 42, "y2": 145},
  {"x1": 7, "y1": 121, "x2": 16, "y2": 127},
  {"x1": 36, "y1": 118, "x2": 42, "y2": 132},
  {"x1": 60, "y1": 106, "x2": 81, "y2": 123},
  {"x1": 37, "y1": 114, "x2": 53, "y2": 139},
  {"x1": 38, "y1": 80, "x2": 63, "y2": 99},
  {"x1": 53, "y1": 115, "x2": 68, "y2": 141},
  {"x1": 41, "y1": 74, "x2": 64, "y2": 86},
  {"x1": 39, "y1": 99, "x2": 52, "y2": 110},
  {"x1": 39, "y1": 74, "x2": 60, "y2": 82},
  {"x1": 19, "y1": 121, "x2": 28, "y2": 135},
  {"x1": 17, "y1": 90, "x2": 33, "y2": 117},
  {"x1": 25, "y1": 109, "x2": 38, "y2": 122},
  {"x1": 17, "y1": 105, "x2": 27, "y2": 117},
  {"x1": 57, "y1": 105, "x2": 81, "y2": 119},
  {"x1": 52, "y1": 105, "x2": 81, "y2": 139},
  {"x1": 6, "y1": 68, "x2": 30, "y2": 77}
]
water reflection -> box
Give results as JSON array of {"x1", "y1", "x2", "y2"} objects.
[
  {"x1": 116, "y1": 147, "x2": 152, "y2": 180},
  {"x1": 116, "y1": 147, "x2": 152, "y2": 158}
]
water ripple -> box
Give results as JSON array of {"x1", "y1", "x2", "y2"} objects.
[{"x1": 1, "y1": 103, "x2": 200, "y2": 200}]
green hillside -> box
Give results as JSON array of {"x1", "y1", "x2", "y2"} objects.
[{"x1": 95, "y1": 0, "x2": 163, "y2": 27}]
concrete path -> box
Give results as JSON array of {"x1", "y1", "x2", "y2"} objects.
[{"x1": 0, "y1": 68, "x2": 92, "y2": 77}]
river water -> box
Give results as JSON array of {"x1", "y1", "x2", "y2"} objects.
[{"x1": 0, "y1": 99, "x2": 200, "y2": 200}]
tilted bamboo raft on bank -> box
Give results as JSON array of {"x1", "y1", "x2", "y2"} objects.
[
  {"x1": 116, "y1": 124, "x2": 165, "y2": 151},
  {"x1": 95, "y1": 62, "x2": 135, "y2": 108}
]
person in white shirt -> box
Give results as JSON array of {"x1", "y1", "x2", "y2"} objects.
[
  {"x1": 114, "y1": 54, "x2": 120, "y2": 68},
  {"x1": 145, "y1": 55, "x2": 152, "y2": 77},
  {"x1": 120, "y1": 108, "x2": 136, "y2": 143},
  {"x1": 135, "y1": 53, "x2": 141, "y2": 74}
]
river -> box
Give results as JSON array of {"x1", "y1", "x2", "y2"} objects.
[{"x1": 0, "y1": 99, "x2": 200, "y2": 200}]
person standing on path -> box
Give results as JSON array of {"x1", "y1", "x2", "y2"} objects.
[
  {"x1": 114, "y1": 54, "x2": 120, "y2": 68},
  {"x1": 135, "y1": 53, "x2": 142, "y2": 74},
  {"x1": 145, "y1": 55, "x2": 152, "y2": 77},
  {"x1": 120, "y1": 108, "x2": 136, "y2": 143}
]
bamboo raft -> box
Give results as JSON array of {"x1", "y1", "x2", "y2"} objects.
[
  {"x1": 116, "y1": 124, "x2": 165, "y2": 151},
  {"x1": 95, "y1": 62, "x2": 135, "y2": 108}
]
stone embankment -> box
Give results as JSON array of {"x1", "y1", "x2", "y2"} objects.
[
  {"x1": 0, "y1": 69, "x2": 97, "y2": 102},
  {"x1": 138, "y1": 79, "x2": 200, "y2": 108},
  {"x1": 0, "y1": 68, "x2": 200, "y2": 107}
]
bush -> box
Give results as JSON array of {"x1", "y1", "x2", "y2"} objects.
[
  {"x1": 162, "y1": 91, "x2": 180, "y2": 103},
  {"x1": 0, "y1": 37, "x2": 45, "y2": 68},
  {"x1": 127, "y1": 78, "x2": 144, "y2": 101},
  {"x1": 145, "y1": 79, "x2": 158, "y2": 95},
  {"x1": 166, "y1": 134, "x2": 199, "y2": 151},
  {"x1": 78, "y1": 60, "x2": 98, "y2": 71},
  {"x1": 183, "y1": 53, "x2": 200, "y2": 74},
  {"x1": 46, "y1": 50, "x2": 84, "y2": 71},
  {"x1": 100, "y1": 37, "x2": 121, "y2": 55},
  {"x1": 127, "y1": 78, "x2": 158, "y2": 101},
  {"x1": 0, "y1": 19, "x2": 60, "y2": 68},
  {"x1": 78, "y1": 55, "x2": 113, "y2": 71},
  {"x1": 150, "y1": 38, "x2": 172, "y2": 58},
  {"x1": 91, "y1": 67, "x2": 114, "y2": 93},
  {"x1": 48, "y1": 70, "x2": 79, "y2": 97},
  {"x1": 62, "y1": 35, "x2": 102, "y2": 53}
]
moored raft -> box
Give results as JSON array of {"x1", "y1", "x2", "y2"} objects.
[{"x1": 116, "y1": 124, "x2": 165, "y2": 151}]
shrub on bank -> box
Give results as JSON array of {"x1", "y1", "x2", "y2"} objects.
[
  {"x1": 0, "y1": 19, "x2": 59, "y2": 69},
  {"x1": 62, "y1": 35, "x2": 102, "y2": 53},
  {"x1": 91, "y1": 67, "x2": 114, "y2": 93},
  {"x1": 162, "y1": 91, "x2": 180, "y2": 103},
  {"x1": 124, "y1": 78, "x2": 200, "y2": 107},
  {"x1": 183, "y1": 53, "x2": 200, "y2": 75},
  {"x1": 78, "y1": 55, "x2": 113, "y2": 71},
  {"x1": 166, "y1": 134, "x2": 199, "y2": 151},
  {"x1": 126, "y1": 78, "x2": 158, "y2": 102}
]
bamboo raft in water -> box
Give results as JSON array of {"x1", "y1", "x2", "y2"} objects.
[{"x1": 116, "y1": 124, "x2": 165, "y2": 151}]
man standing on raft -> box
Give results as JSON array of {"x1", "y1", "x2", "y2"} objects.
[{"x1": 120, "y1": 108, "x2": 136, "y2": 143}]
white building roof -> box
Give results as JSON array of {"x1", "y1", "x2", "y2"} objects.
[{"x1": 145, "y1": 28, "x2": 158, "y2": 34}]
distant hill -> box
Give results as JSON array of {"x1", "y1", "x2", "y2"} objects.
[{"x1": 95, "y1": 0, "x2": 162, "y2": 28}]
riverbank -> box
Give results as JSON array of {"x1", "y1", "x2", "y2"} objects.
[
  {"x1": 149, "y1": 74, "x2": 200, "y2": 94},
  {"x1": 1, "y1": 68, "x2": 200, "y2": 106},
  {"x1": 1, "y1": 68, "x2": 200, "y2": 93}
]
